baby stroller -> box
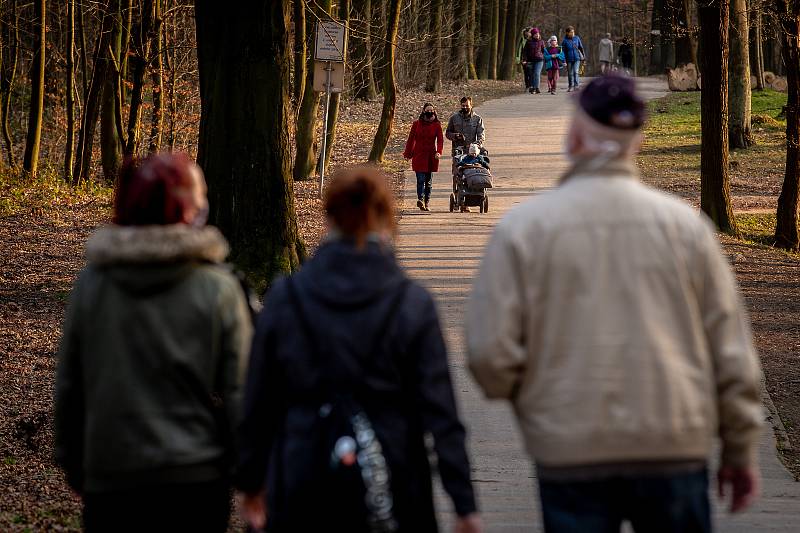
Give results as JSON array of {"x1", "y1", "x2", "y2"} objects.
[{"x1": 450, "y1": 147, "x2": 492, "y2": 213}]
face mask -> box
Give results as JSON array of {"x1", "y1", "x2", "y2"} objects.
[
  {"x1": 424, "y1": 111, "x2": 434, "y2": 118},
  {"x1": 460, "y1": 108, "x2": 470, "y2": 115}
]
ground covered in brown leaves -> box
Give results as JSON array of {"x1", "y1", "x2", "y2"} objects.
[
  {"x1": 640, "y1": 90, "x2": 800, "y2": 479},
  {"x1": 0, "y1": 79, "x2": 522, "y2": 531}
]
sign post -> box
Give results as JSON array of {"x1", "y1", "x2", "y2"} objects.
[{"x1": 314, "y1": 21, "x2": 347, "y2": 197}]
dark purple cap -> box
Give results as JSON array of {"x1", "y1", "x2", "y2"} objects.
[{"x1": 578, "y1": 74, "x2": 646, "y2": 130}]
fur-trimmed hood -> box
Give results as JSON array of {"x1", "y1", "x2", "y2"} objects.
[
  {"x1": 85, "y1": 225, "x2": 230, "y2": 294},
  {"x1": 86, "y1": 224, "x2": 229, "y2": 265}
]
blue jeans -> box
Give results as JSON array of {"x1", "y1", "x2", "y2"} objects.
[
  {"x1": 567, "y1": 60, "x2": 581, "y2": 87},
  {"x1": 526, "y1": 61, "x2": 544, "y2": 90},
  {"x1": 538, "y1": 469, "x2": 711, "y2": 533},
  {"x1": 415, "y1": 172, "x2": 432, "y2": 201}
]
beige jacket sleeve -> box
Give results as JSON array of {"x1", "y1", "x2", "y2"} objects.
[
  {"x1": 466, "y1": 222, "x2": 529, "y2": 399},
  {"x1": 696, "y1": 223, "x2": 763, "y2": 468}
]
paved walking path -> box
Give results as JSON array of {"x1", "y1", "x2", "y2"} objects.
[{"x1": 396, "y1": 78, "x2": 800, "y2": 532}]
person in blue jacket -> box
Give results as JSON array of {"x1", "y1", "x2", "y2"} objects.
[
  {"x1": 543, "y1": 36, "x2": 566, "y2": 94},
  {"x1": 561, "y1": 26, "x2": 585, "y2": 92}
]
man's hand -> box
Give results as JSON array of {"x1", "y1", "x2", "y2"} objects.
[
  {"x1": 454, "y1": 513, "x2": 483, "y2": 533},
  {"x1": 718, "y1": 466, "x2": 760, "y2": 513},
  {"x1": 236, "y1": 490, "x2": 267, "y2": 531}
]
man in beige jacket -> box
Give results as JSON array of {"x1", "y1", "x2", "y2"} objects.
[{"x1": 466, "y1": 75, "x2": 763, "y2": 532}]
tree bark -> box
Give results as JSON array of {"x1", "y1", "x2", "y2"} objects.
[
  {"x1": 23, "y1": 0, "x2": 46, "y2": 177},
  {"x1": 425, "y1": 0, "x2": 443, "y2": 92},
  {"x1": 498, "y1": 0, "x2": 507, "y2": 62},
  {"x1": 499, "y1": 0, "x2": 519, "y2": 80},
  {"x1": 101, "y1": 0, "x2": 125, "y2": 181},
  {"x1": 729, "y1": 0, "x2": 752, "y2": 148},
  {"x1": 451, "y1": 0, "x2": 468, "y2": 80},
  {"x1": 753, "y1": 0, "x2": 766, "y2": 89},
  {"x1": 293, "y1": 0, "x2": 306, "y2": 106},
  {"x1": 65, "y1": 0, "x2": 76, "y2": 181},
  {"x1": 368, "y1": 0, "x2": 402, "y2": 162},
  {"x1": 489, "y1": 0, "x2": 500, "y2": 79},
  {"x1": 352, "y1": 0, "x2": 377, "y2": 100},
  {"x1": 775, "y1": 0, "x2": 800, "y2": 249},
  {"x1": 125, "y1": 0, "x2": 154, "y2": 157},
  {"x1": 148, "y1": 0, "x2": 163, "y2": 153},
  {"x1": 467, "y1": 0, "x2": 478, "y2": 79},
  {"x1": 196, "y1": 0, "x2": 305, "y2": 289},
  {"x1": 476, "y1": 0, "x2": 492, "y2": 78},
  {"x1": 698, "y1": 0, "x2": 739, "y2": 235},
  {"x1": 1, "y1": 0, "x2": 19, "y2": 167}
]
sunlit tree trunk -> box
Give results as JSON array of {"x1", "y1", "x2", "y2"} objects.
[
  {"x1": 729, "y1": 0, "x2": 752, "y2": 148},
  {"x1": 425, "y1": 0, "x2": 443, "y2": 92},
  {"x1": 23, "y1": 0, "x2": 46, "y2": 177},
  {"x1": 1, "y1": 0, "x2": 19, "y2": 167},
  {"x1": 65, "y1": 0, "x2": 76, "y2": 182},
  {"x1": 368, "y1": 0, "x2": 402, "y2": 162},
  {"x1": 148, "y1": 0, "x2": 164, "y2": 153}
]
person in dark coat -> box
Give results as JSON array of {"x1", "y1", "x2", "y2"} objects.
[
  {"x1": 618, "y1": 37, "x2": 634, "y2": 74},
  {"x1": 235, "y1": 166, "x2": 482, "y2": 533},
  {"x1": 521, "y1": 28, "x2": 546, "y2": 94},
  {"x1": 54, "y1": 153, "x2": 253, "y2": 533},
  {"x1": 404, "y1": 102, "x2": 444, "y2": 211}
]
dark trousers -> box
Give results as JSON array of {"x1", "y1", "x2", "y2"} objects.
[
  {"x1": 83, "y1": 478, "x2": 231, "y2": 533},
  {"x1": 416, "y1": 171, "x2": 432, "y2": 201},
  {"x1": 538, "y1": 469, "x2": 711, "y2": 533}
]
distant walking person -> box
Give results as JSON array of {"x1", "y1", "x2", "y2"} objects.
[
  {"x1": 445, "y1": 96, "x2": 486, "y2": 155},
  {"x1": 55, "y1": 153, "x2": 253, "y2": 533},
  {"x1": 404, "y1": 102, "x2": 444, "y2": 211},
  {"x1": 561, "y1": 25, "x2": 585, "y2": 91},
  {"x1": 522, "y1": 28, "x2": 546, "y2": 94},
  {"x1": 544, "y1": 36, "x2": 565, "y2": 94},
  {"x1": 467, "y1": 75, "x2": 763, "y2": 533},
  {"x1": 598, "y1": 32, "x2": 614, "y2": 74},
  {"x1": 619, "y1": 37, "x2": 634, "y2": 75},
  {"x1": 236, "y1": 167, "x2": 482, "y2": 533}
]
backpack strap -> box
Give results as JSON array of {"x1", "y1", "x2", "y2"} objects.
[{"x1": 286, "y1": 277, "x2": 409, "y2": 396}]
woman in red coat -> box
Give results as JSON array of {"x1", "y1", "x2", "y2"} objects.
[{"x1": 403, "y1": 103, "x2": 444, "y2": 211}]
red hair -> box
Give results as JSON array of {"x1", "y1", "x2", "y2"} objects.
[
  {"x1": 324, "y1": 165, "x2": 396, "y2": 246},
  {"x1": 114, "y1": 153, "x2": 197, "y2": 226}
]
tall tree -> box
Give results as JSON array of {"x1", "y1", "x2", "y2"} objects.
[
  {"x1": 352, "y1": 0, "x2": 377, "y2": 100},
  {"x1": 488, "y1": 0, "x2": 500, "y2": 79},
  {"x1": 451, "y1": 0, "x2": 468, "y2": 80},
  {"x1": 476, "y1": 1, "x2": 491, "y2": 78},
  {"x1": 774, "y1": 0, "x2": 800, "y2": 249},
  {"x1": 1, "y1": 0, "x2": 19, "y2": 167},
  {"x1": 148, "y1": 0, "x2": 164, "y2": 153},
  {"x1": 467, "y1": 0, "x2": 478, "y2": 78},
  {"x1": 368, "y1": 0, "x2": 402, "y2": 162},
  {"x1": 729, "y1": 0, "x2": 752, "y2": 148},
  {"x1": 65, "y1": 0, "x2": 76, "y2": 181},
  {"x1": 125, "y1": 0, "x2": 155, "y2": 157},
  {"x1": 293, "y1": 0, "x2": 306, "y2": 106},
  {"x1": 100, "y1": 0, "x2": 125, "y2": 181},
  {"x1": 196, "y1": 0, "x2": 305, "y2": 288},
  {"x1": 425, "y1": 0, "x2": 443, "y2": 92},
  {"x1": 499, "y1": 0, "x2": 519, "y2": 80},
  {"x1": 23, "y1": 0, "x2": 46, "y2": 177},
  {"x1": 753, "y1": 0, "x2": 766, "y2": 90},
  {"x1": 697, "y1": 0, "x2": 739, "y2": 235}
]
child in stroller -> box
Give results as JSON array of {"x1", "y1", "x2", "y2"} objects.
[{"x1": 451, "y1": 144, "x2": 492, "y2": 213}]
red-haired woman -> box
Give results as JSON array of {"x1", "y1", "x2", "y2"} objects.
[
  {"x1": 403, "y1": 102, "x2": 444, "y2": 211},
  {"x1": 54, "y1": 153, "x2": 253, "y2": 532},
  {"x1": 236, "y1": 166, "x2": 482, "y2": 533}
]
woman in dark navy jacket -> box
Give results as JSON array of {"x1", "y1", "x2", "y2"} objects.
[{"x1": 236, "y1": 166, "x2": 482, "y2": 533}]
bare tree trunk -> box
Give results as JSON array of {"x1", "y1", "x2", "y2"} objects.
[
  {"x1": 369, "y1": 0, "x2": 402, "y2": 162},
  {"x1": 489, "y1": 0, "x2": 500, "y2": 79},
  {"x1": 467, "y1": 0, "x2": 478, "y2": 78},
  {"x1": 753, "y1": 0, "x2": 766, "y2": 89},
  {"x1": 101, "y1": 0, "x2": 125, "y2": 181},
  {"x1": 452, "y1": 0, "x2": 468, "y2": 80},
  {"x1": 293, "y1": 0, "x2": 306, "y2": 106},
  {"x1": 352, "y1": 0, "x2": 377, "y2": 100},
  {"x1": 74, "y1": 25, "x2": 109, "y2": 185},
  {"x1": 729, "y1": 0, "x2": 752, "y2": 148},
  {"x1": 196, "y1": 0, "x2": 305, "y2": 288},
  {"x1": 476, "y1": 0, "x2": 492, "y2": 78},
  {"x1": 498, "y1": 0, "x2": 507, "y2": 62},
  {"x1": 499, "y1": 0, "x2": 519, "y2": 80},
  {"x1": 775, "y1": 0, "x2": 800, "y2": 249},
  {"x1": 78, "y1": 0, "x2": 88, "y2": 100},
  {"x1": 23, "y1": 0, "x2": 46, "y2": 177},
  {"x1": 125, "y1": 0, "x2": 154, "y2": 157},
  {"x1": 425, "y1": 0, "x2": 443, "y2": 92},
  {"x1": 65, "y1": 0, "x2": 76, "y2": 181},
  {"x1": 698, "y1": 0, "x2": 739, "y2": 235},
  {"x1": 148, "y1": 0, "x2": 163, "y2": 153},
  {"x1": 1, "y1": 0, "x2": 19, "y2": 167},
  {"x1": 166, "y1": 0, "x2": 176, "y2": 150}
]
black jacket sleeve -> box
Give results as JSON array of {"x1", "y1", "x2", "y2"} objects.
[
  {"x1": 235, "y1": 283, "x2": 286, "y2": 495},
  {"x1": 410, "y1": 291, "x2": 477, "y2": 517}
]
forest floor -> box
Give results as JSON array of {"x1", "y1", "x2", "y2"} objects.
[
  {"x1": 0, "y1": 79, "x2": 523, "y2": 531},
  {"x1": 638, "y1": 89, "x2": 800, "y2": 479}
]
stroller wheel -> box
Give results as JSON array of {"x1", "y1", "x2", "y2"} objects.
[{"x1": 449, "y1": 193, "x2": 456, "y2": 213}]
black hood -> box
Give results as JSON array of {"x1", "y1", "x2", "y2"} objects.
[{"x1": 297, "y1": 238, "x2": 405, "y2": 308}]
